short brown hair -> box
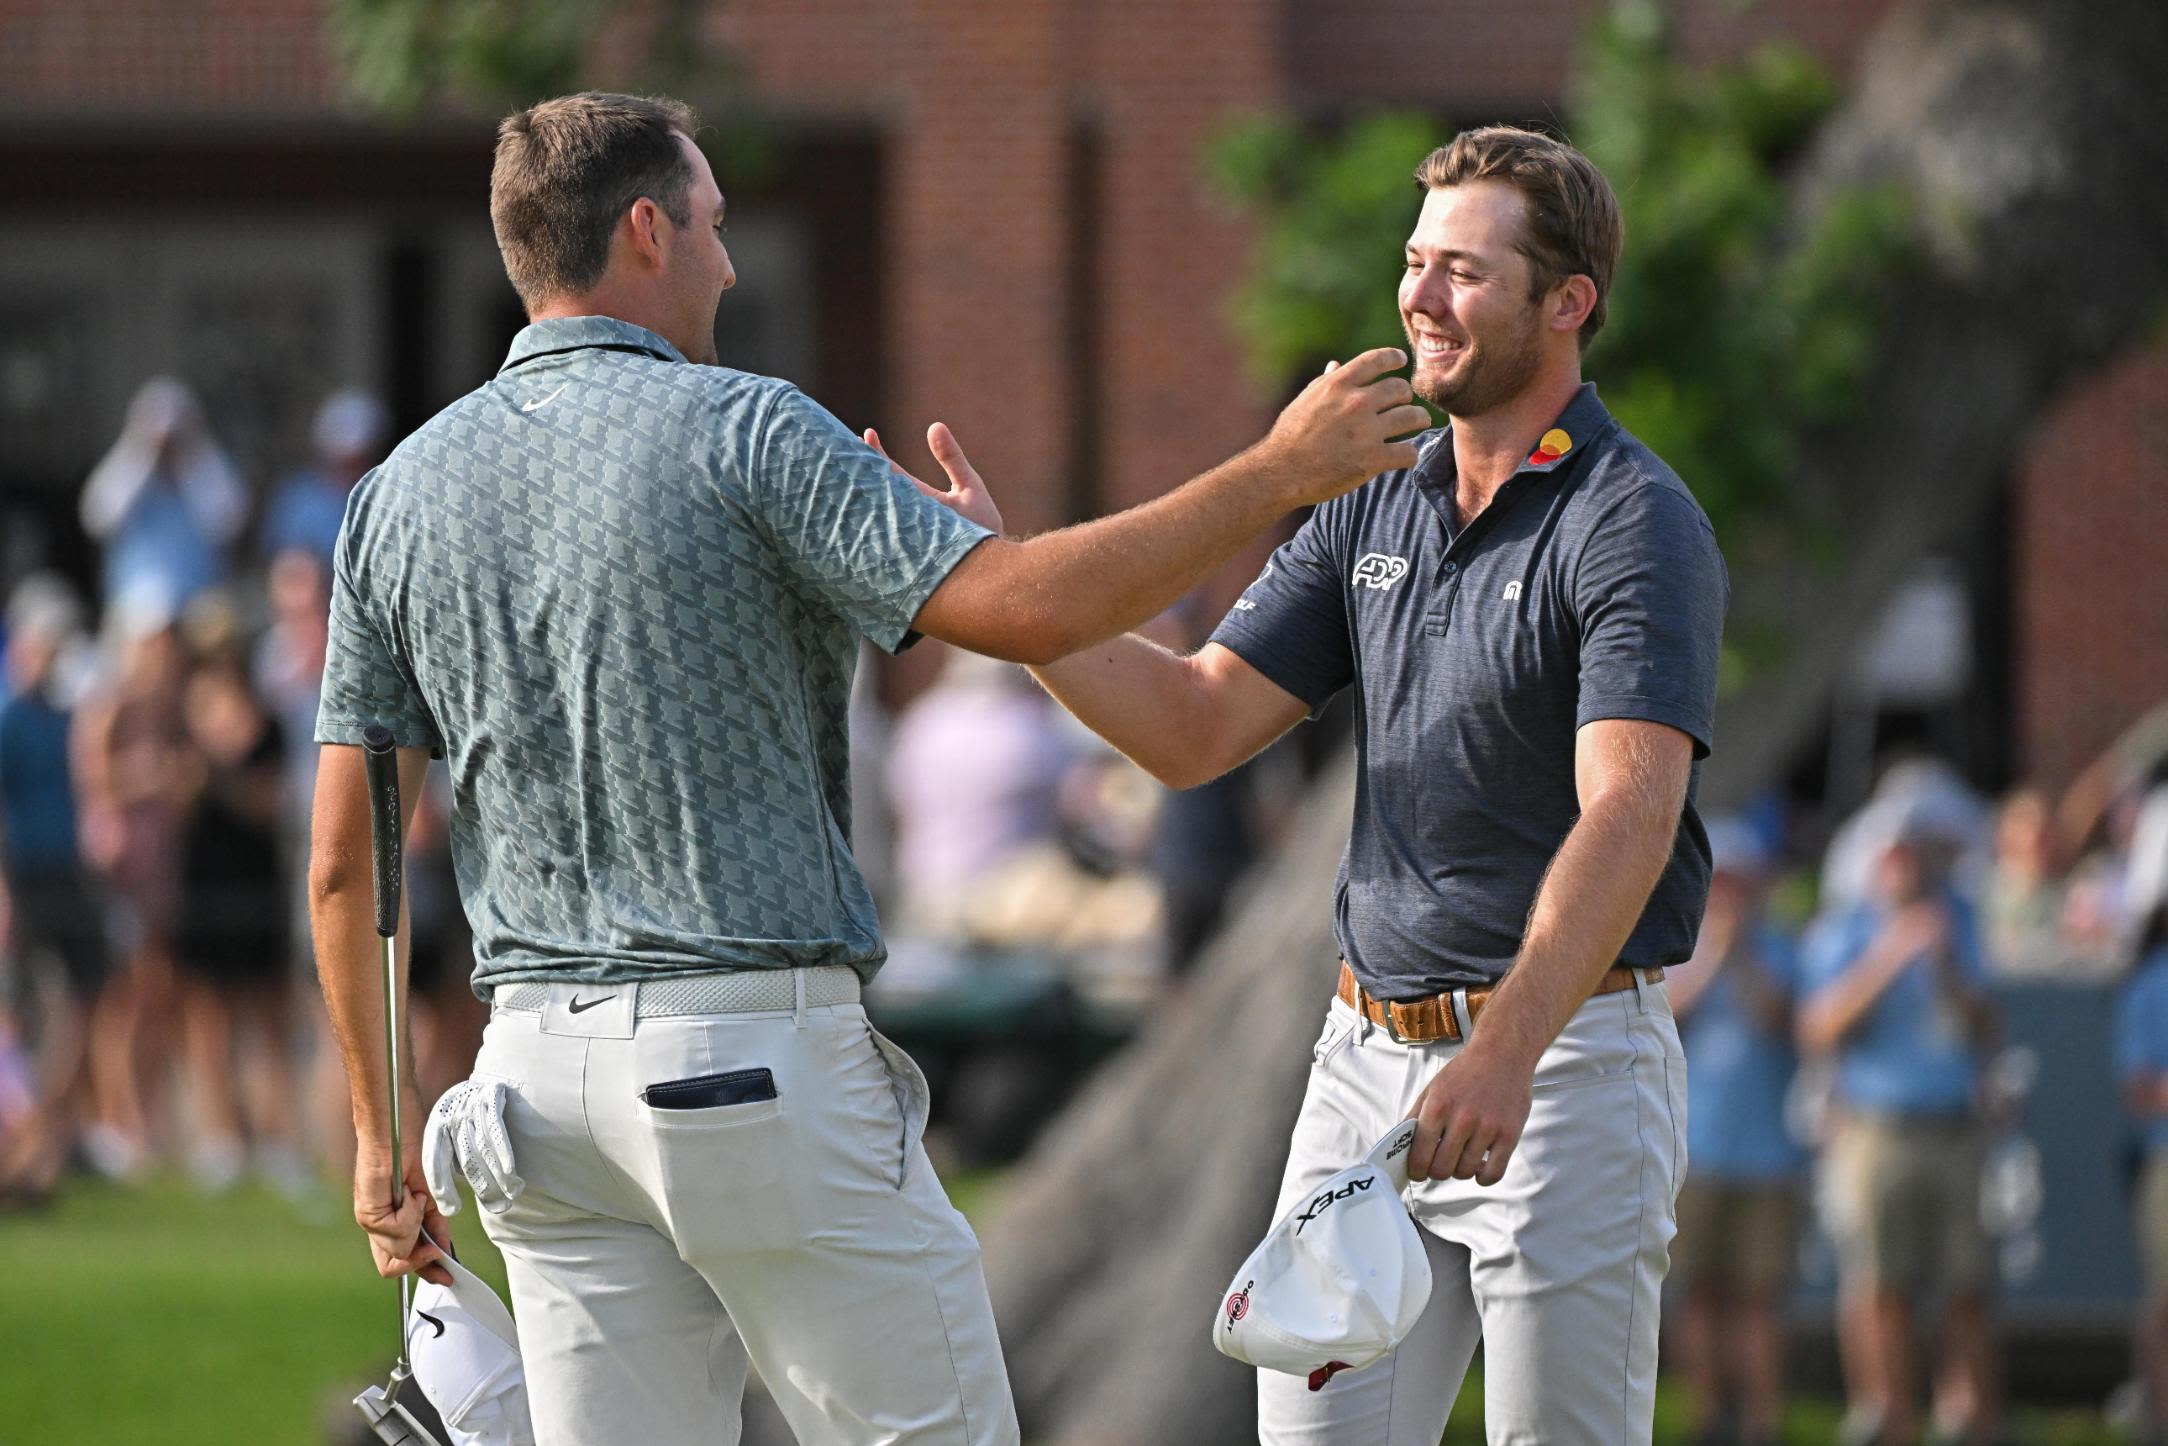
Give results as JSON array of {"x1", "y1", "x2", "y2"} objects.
[
  {"x1": 491, "y1": 92, "x2": 701, "y2": 310},
  {"x1": 1415, "y1": 126, "x2": 1623, "y2": 346}
]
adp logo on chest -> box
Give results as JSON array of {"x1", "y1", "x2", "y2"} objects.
[{"x1": 1351, "y1": 553, "x2": 1409, "y2": 591}]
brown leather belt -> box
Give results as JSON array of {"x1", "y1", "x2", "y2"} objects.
[{"x1": 1335, "y1": 960, "x2": 1664, "y2": 1045}]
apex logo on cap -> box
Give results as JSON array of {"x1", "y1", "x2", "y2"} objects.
[{"x1": 1294, "y1": 1173, "x2": 1376, "y2": 1234}]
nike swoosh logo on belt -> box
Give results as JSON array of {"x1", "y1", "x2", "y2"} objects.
[{"x1": 567, "y1": 995, "x2": 608, "y2": 1015}]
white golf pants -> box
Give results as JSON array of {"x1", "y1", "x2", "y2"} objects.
[
  {"x1": 1258, "y1": 975, "x2": 1688, "y2": 1445},
  {"x1": 467, "y1": 978, "x2": 1019, "y2": 1446}
]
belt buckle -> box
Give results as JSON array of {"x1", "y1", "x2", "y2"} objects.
[{"x1": 1373, "y1": 992, "x2": 1419, "y2": 1046}]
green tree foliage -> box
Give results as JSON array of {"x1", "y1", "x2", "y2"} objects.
[
  {"x1": 326, "y1": 0, "x2": 716, "y2": 115},
  {"x1": 1209, "y1": 0, "x2": 1912, "y2": 555}
]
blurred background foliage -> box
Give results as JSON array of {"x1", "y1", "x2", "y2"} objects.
[
  {"x1": 328, "y1": 0, "x2": 617, "y2": 113},
  {"x1": 326, "y1": 0, "x2": 720, "y2": 116},
  {"x1": 1209, "y1": 0, "x2": 1916, "y2": 583}
]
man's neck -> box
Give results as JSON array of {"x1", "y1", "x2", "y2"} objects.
[
  {"x1": 1447, "y1": 365, "x2": 1583, "y2": 525},
  {"x1": 528, "y1": 289, "x2": 687, "y2": 360}
]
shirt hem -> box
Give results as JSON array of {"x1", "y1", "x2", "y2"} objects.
[
  {"x1": 315, "y1": 713, "x2": 445, "y2": 756},
  {"x1": 874, "y1": 527, "x2": 994, "y2": 655},
  {"x1": 1575, "y1": 694, "x2": 1712, "y2": 757}
]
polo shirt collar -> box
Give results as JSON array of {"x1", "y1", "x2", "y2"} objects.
[
  {"x1": 1413, "y1": 381, "x2": 1616, "y2": 491},
  {"x1": 1514, "y1": 381, "x2": 1613, "y2": 474},
  {"x1": 1411, "y1": 382, "x2": 1616, "y2": 539},
  {"x1": 500, "y1": 315, "x2": 688, "y2": 373}
]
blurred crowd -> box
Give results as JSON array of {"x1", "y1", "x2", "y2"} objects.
[
  {"x1": 1671, "y1": 755, "x2": 2168, "y2": 1446},
  {"x1": 7, "y1": 377, "x2": 2168, "y2": 1445},
  {"x1": 0, "y1": 378, "x2": 484, "y2": 1207}
]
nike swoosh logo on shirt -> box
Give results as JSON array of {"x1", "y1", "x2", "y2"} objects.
[
  {"x1": 520, "y1": 384, "x2": 568, "y2": 413},
  {"x1": 567, "y1": 995, "x2": 607, "y2": 1014}
]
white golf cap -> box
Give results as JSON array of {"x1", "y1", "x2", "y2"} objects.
[
  {"x1": 1212, "y1": 1120, "x2": 1432, "y2": 1391},
  {"x1": 407, "y1": 1239, "x2": 535, "y2": 1446}
]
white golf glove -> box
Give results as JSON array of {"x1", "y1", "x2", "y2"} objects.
[{"x1": 423, "y1": 1078, "x2": 524, "y2": 1215}]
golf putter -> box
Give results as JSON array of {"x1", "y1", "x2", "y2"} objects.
[{"x1": 353, "y1": 725, "x2": 447, "y2": 1446}]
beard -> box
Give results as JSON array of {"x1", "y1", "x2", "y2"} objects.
[{"x1": 1406, "y1": 303, "x2": 1545, "y2": 418}]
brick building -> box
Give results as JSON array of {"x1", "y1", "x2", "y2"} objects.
[{"x1": 0, "y1": 0, "x2": 2158, "y2": 792}]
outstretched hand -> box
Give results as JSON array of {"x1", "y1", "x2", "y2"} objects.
[
  {"x1": 1257, "y1": 347, "x2": 1429, "y2": 508},
  {"x1": 865, "y1": 423, "x2": 1005, "y2": 536}
]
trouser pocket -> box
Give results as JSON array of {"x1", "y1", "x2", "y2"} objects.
[
  {"x1": 864, "y1": 1023, "x2": 931, "y2": 1190},
  {"x1": 644, "y1": 1080, "x2": 805, "y2": 1253}
]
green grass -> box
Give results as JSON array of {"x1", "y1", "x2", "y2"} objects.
[
  {"x1": 0, "y1": 1172, "x2": 2127, "y2": 1445},
  {"x1": 0, "y1": 1172, "x2": 510, "y2": 1445}
]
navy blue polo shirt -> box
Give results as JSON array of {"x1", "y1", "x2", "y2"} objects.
[{"x1": 1211, "y1": 383, "x2": 1726, "y2": 997}]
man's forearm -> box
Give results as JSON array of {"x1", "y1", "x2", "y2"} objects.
[
  {"x1": 309, "y1": 869, "x2": 414, "y2": 1140},
  {"x1": 1469, "y1": 790, "x2": 1677, "y2": 1069},
  {"x1": 1031, "y1": 636, "x2": 1215, "y2": 786},
  {"x1": 913, "y1": 344, "x2": 1421, "y2": 662},
  {"x1": 937, "y1": 443, "x2": 1309, "y2": 664}
]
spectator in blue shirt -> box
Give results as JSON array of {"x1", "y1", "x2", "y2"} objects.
[
  {"x1": 79, "y1": 377, "x2": 246, "y2": 616},
  {"x1": 2117, "y1": 907, "x2": 2168, "y2": 1443},
  {"x1": 1669, "y1": 819, "x2": 1804, "y2": 1446},
  {"x1": 258, "y1": 389, "x2": 387, "y2": 568},
  {"x1": 1801, "y1": 797, "x2": 2001, "y2": 1446},
  {"x1": 0, "y1": 583, "x2": 114, "y2": 1201}
]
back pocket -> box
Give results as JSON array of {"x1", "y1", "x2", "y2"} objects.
[{"x1": 643, "y1": 1074, "x2": 799, "y2": 1253}]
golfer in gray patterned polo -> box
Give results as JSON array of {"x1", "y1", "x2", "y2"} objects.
[{"x1": 308, "y1": 93, "x2": 1429, "y2": 1446}]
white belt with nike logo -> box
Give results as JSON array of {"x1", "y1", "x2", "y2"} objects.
[{"x1": 491, "y1": 966, "x2": 860, "y2": 1019}]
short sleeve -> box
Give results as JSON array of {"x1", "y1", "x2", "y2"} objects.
[
  {"x1": 1208, "y1": 509, "x2": 1353, "y2": 716},
  {"x1": 317, "y1": 529, "x2": 443, "y2": 754},
  {"x1": 1572, "y1": 484, "x2": 1728, "y2": 757},
  {"x1": 746, "y1": 385, "x2": 992, "y2": 655}
]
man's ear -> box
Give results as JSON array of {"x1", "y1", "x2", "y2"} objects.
[
  {"x1": 625, "y1": 197, "x2": 670, "y2": 273},
  {"x1": 1550, "y1": 274, "x2": 1597, "y2": 336}
]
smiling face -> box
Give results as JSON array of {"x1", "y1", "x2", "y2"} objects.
[{"x1": 1399, "y1": 180, "x2": 1555, "y2": 418}]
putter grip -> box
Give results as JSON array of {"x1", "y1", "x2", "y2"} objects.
[{"x1": 361, "y1": 725, "x2": 403, "y2": 938}]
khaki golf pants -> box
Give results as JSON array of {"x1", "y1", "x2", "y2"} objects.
[
  {"x1": 468, "y1": 977, "x2": 1019, "y2": 1446},
  {"x1": 1258, "y1": 975, "x2": 1688, "y2": 1445}
]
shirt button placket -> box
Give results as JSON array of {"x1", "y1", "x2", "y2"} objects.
[{"x1": 1426, "y1": 560, "x2": 1460, "y2": 637}]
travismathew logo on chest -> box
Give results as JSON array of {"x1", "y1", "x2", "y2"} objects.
[
  {"x1": 1294, "y1": 1172, "x2": 1377, "y2": 1234},
  {"x1": 1351, "y1": 553, "x2": 1409, "y2": 591}
]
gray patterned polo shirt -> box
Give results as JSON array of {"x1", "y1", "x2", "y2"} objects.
[{"x1": 318, "y1": 316, "x2": 991, "y2": 995}]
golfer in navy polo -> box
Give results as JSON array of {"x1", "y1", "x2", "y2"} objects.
[{"x1": 919, "y1": 126, "x2": 1726, "y2": 1442}]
